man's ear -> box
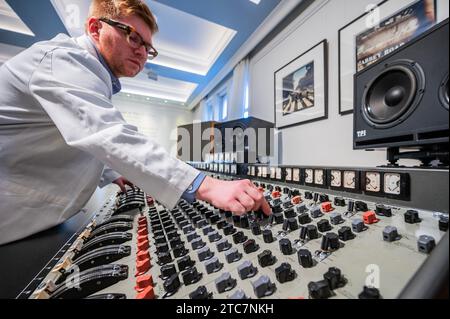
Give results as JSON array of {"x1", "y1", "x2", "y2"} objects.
[{"x1": 87, "y1": 17, "x2": 102, "y2": 41}]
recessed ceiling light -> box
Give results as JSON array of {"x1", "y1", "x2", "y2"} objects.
[
  {"x1": 0, "y1": 0, "x2": 35, "y2": 36},
  {"x1": 249, "y1": 0, "x2": 261, "y2": 5}
]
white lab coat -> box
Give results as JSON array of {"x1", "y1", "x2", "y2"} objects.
[{"x1": 0, "y1": 34, "x2": 199, "y2": 245}]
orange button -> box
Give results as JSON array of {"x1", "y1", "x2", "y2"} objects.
[
  {"x1": 137, "y1": 250, "x2": 150, "y2": 261},
  {"x1": 136, "y1": 286, "x2": 155, "y2": 299},
  {"x1": 138, "y1": 228, "x2": 148, "y2": 236},
  {"x1": 272, "y1": 191, "x2": 281, "y2": 198},
  {"x1": 138, "y1": 239, "x2": 149, "y2": 251},
  {"x1": 291, "y1": 196, "x2": 302, "y2": 205},
  {"x1": 363, "y1": 211, "x2": 379, "y2": 224},
  {"x1": 321, "y1": 202, "x2": 333, "y2": 213},
  {"x1": 135, "y1": 274, "x2": 154, "y2": 291},
  {"x1": 138, "y1": 219, "x2": 147, "y2": 227},
  {"x1": 135, "y1": 257, "x2": 151, "y2": 276}
]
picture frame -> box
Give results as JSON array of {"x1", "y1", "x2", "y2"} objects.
[
  {"x1": 274, "y1": 40, "x2": 328, "y2": 129},
  {"x1": 338, "y1": 0, "x2": 445, "y2": 115}
]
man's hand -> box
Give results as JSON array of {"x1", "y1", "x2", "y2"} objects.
[
  {"x1": 112, "y1": 177, "x2": 134, "y2": 193},
  {"x1": 195, "y1": 176, "x2": 272, "y2": 216}
]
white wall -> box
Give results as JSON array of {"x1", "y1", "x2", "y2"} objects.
[
  {"x1": 250, "y1": 0, "x2": 449, "y2": 167},
  {"x1": 113, "y1": 94, "x2": 193, "y2": 157}
]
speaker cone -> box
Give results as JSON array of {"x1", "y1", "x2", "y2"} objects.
[
  {"x1": 439, "y1": 73, "x2": 449, "y2": 110},
  {"x1": 361, "y1": 60, "x2": 425, "y2": 128}
]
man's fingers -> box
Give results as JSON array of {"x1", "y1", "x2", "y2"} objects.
[
  {"x1": 237, "y1": 193, "x2": 255, "y2": 212},
  {"x1": 260, "y1": 199, "x2": 272, "y2": 216},
  {"x1": 229, "y1": 201, "x2": 246, "y2": 215},
  {"x1": 118, "y1": 182, "x2": 126, "y2": 193}
]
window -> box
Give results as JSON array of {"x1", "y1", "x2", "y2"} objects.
[
  {"x1": 243, "y1": 83, "x2": 249, "y2": 118},
  {"x1": 220, "y1": 94, "x2": 228, "y2": 120},
  {"x1": 206, "y1": 101, "x2": 213, "y2": 121}
]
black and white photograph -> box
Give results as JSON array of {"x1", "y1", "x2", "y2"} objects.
[
  {"x1": 282, "y1": 61, "x2": 315, "y2": 116},
  {"x1": 275, "y1": 40, "x2": 328, "y2": 129}
]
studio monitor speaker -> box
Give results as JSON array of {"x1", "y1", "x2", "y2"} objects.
[{"x1": 354, "y1": 19, "x2": 449, "y2": 149}]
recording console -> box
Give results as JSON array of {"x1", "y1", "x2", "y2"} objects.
[{"x1": 14, "y1": 163, "x2": 449, "y2": 299}]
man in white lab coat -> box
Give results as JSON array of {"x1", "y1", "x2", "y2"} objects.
[{"x1": 0, "y1": 0, "x2": 270, "y2": 245}]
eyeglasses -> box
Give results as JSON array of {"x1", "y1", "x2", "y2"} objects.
[{"x1": 99, "y1": 18, "x2": 158, "y2": 59}]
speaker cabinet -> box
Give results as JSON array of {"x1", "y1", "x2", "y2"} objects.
[
  {"x1": 177, "y1": 121, "x2": 219, "y2": 162},
  {"x1": 216, "y1": 117, "x2": 274, "y2": 163},
  {"x1": 354, "y1": 19, "x2": 449, "y2": 149}
]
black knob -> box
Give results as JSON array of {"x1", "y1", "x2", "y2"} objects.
[
  {"x1": 163, "y1": 274, "x2": 181, "y2": 295},
  {"x1": 216, "y1": 220, "x2": 227, "y2": 230},
  {"x1": 243, "y1": 239, "x2": 259, "y2": 254},
  {"x1": 288, "y1": 218, "x2": 299, "y2": 231},
  {"x1": 223, "y1": 224, "x2": 236, "y2": 236},
  {"x1": 404, "y1": 210, "x2": 421, "y2": 224},
  {"x1": 181, "y1": 266, "x2": 202, "y2": 285},
  {"x1": 189, "y1": 286, "x2": 212, "y2": 300},
  {"x1": 284, "y1": 208, "x2": 296, "y2": 219},
  {"x1": 273, "y1": 213, "x2": 284, "y2": 224},
  {"x1": 272, "y1": 204, "x2": 283, "y2": 214},
  {"x1": 177, "y1": 255, "x2": 195, "y2": 271},
  {"x1": 358, "y1": 286, "x2": 382, "y2": 299},
  {"x1": 317, "y1": 219, "x2": 332, "y2": 232},
  {"x1": 157, "y1": 252, "x2": 172, "y2": 265},
  {"x1": 376, "y1": 204, "x2": 392, "y2": 217},
  {"x1": 313, "y1": 193, "x2": 319, "y2": 202},
  {"x1": 160, "y1": 263, "x2": 176, "y2": 280},
  {"x1": 173, "y1": 244, "x2": 189, "y2": 258},
  {"x1": 298, "y1": 249, "x2": 314, "y2": 268},
  {"x1": 258, "y1": 250, "x2": 276, "y2": 267},
  {"x1": 323, "y1": 267, "x2": 346, "y2": 290},
  {"x1": 298, "y1": 213, "x2": 312, "y2": 225},
  {"x1": 232, "y1": 215, "x2": 241, "y2": 226},
  {"x1": 263, "y1": 229, "x2": 274, "y2": 243},
  {"x1": 306, "y1": 224, "x2": 319, "y2": 240},
  {"x1": 338, "y1": 226, "x2": 355, "y2": 242},
  {"x1": 251, "y1": 222, "x2": 262, "y2": 235},
  {"x1": 279, "y1": 238, "x2": 293, "y2": 255},
  {"x1": 334, "y1": 197, "x2": 346, "y2": 207},
  {"x1": 319, "y1": 194, "x2": 329, "y2": 203},
  {"x1": 355, "y1": 201, "x2": 368, "y2": 212},
  {"x1": 347, "y1": 200, "x2": 355, "y2": 212},
  {"x1": 308, "y1": 280, "x2": 332, "y2": 299},
  {"x1": 321, "y1": 232, "x2": 340, "y2": 251},
  {"x1": 275, "y1": 263, "x2": 296, "y2": 283},
  {"x1": 240, "y1": 215, "x2": 249, "y2": 228},
  {"x1": 232, "y1": 231, "x2": 247, "y2": 244},
  {"x1": 439, "y1": 215, "x2": 449, "y2": 232}
]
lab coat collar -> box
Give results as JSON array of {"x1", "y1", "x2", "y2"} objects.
[{"x1": 76, "y1": 34, "x2": 122, "y2": 95}]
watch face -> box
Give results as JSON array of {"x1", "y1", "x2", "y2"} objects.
[
  {"x1": 384, "y1": 173, "x2": 401, "y2": 195},
  {"x1": 365, "y1": 172, "x2": 381, "y2": 192},
  {"x1": 314, "y1": 169, "x2": 324, "y2": 185},
  {"x1": 344, "y1": 171, "x2": 356, "y2": 189},
  {"x1": 293, "y1": 169, "x2": 300, "y2": 182},
  {"x1": 305, "y1": 169, "x2": 314, "y2": 184},
  {"x1": 285, "y1": 168, "x2": 292, "y2": 181},
  {"x1": 330, "y1": 170, "x2": 342, "y2": 187}
]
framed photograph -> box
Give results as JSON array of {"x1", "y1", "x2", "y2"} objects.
[
  {"x1": 274, "y1": 40, "x2": 328, "y2": 129},
  {"x1": 338, "y1": 0, "x2": 446, "y2": 115}
]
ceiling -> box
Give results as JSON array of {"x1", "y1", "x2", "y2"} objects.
[{"x1": 0, "y1": 0, "x2": 299, "y2": 108}]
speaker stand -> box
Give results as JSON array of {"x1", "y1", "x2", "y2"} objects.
[{"x1": 385, "y1": 144, "x2": 449, "y2": 168}]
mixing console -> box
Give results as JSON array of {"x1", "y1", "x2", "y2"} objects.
[{"x1": 17, "y1": 166, "x2": 448, "y2": 299}]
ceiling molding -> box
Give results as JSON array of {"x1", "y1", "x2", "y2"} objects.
[{"x1": 187, "y1": 0, "x2": 304, "y2": 110}]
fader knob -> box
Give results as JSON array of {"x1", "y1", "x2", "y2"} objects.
[
  {"x1": 375, "y1": 204, "x2": 392, "y2": 217},
  {"x1": 317, "y1": 219, "x2": 332, "y2": 232},
  {"x1": 251, "y1": 222, "x2": 262, "y2": 235},
  {"x1": 279, "y1": 238, "x2": 293, "y2": 255},
  {"x1": 323, "y1": 267, "x2": 346, "y2": 290},
  {"x1": 163, "y1": 274, "x2": 181, "y2": 295},
  {"x1": 404, "y1": 210, "x2": 421, "y2": 224},
  {"x1": 257, "y1": 250, "x2": 276, "y2": 268},
  {"x1": 297, "y1": 249, "x2": 314, "y2": 268},
  {"x1": 321, "y1": 232, "x2": 340, "y2": 251},
  {"x1": 358, "y1": 286, "x2": 381, "y2": 299},
  {"x1": 275, "y1": 263, "x2": 296, "y2": 284},
  {"x1": 262, "y1": 229, "x2": 274, "y2": 243},
  {"x1": 308, "y1": 280, "x2": 332, "y2": 299}
]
